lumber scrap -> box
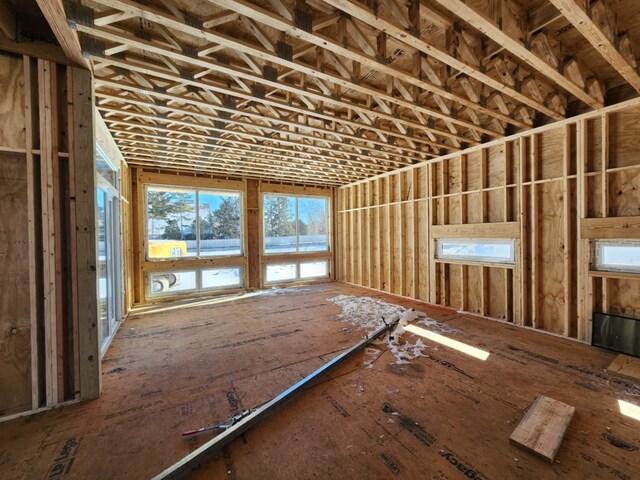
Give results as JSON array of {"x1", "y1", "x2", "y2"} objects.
[
  {"x1": 152, "y1": 309, "x2": 413, "y2": 480},
  {"x1": 607, "y1": 354, "x2": 640, "y2": 383},
  {"x1": 510, "y1": 395, "x2": 575, "y2": 463}
]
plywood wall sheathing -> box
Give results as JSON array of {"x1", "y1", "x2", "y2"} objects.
[
  {"x1": 339, "y1": 100, "x2": 640, "y2": 343},
  {"x1": 0, "y1": 51, "x2": 99, "y2": 419}
]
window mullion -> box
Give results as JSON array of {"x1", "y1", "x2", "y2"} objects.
[
  {"x1": 295, "y1": 196, "x2": 299, "y2": 253},
  {"x1": 196, "y1": 190, "x2": 200, "y2": 258}
]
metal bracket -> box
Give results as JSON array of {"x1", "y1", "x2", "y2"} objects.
[{"x1": 65, "y1": 0, "x2": 94, "y2": 29}]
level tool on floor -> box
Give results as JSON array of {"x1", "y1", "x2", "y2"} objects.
[{"x1": 152, "y1": 309, "x2": 413, "y2": 480}]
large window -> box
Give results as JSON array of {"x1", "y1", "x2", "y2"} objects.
[
  {"x1": 436, "y1": 239, "x2": 515, "y2": 264},
  {"x1": 263, "y1": 194, "x2": 329, "y2": 254},
  {"x1": 594, "y1": 240, "x2": 640, "y2": 273},
  {"x1": 146, "y1": 185, "x2": 242, "y2": 260}
]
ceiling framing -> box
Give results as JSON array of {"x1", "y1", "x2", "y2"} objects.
[{"x1": 33, "y1": 0, "x2": 640, "y2": 185}]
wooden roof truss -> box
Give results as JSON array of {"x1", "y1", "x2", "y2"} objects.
[{"x1": 56, "y1": 0, "x2": 640, "y2": 185}]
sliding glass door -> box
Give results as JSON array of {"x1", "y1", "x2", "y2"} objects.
[{"x1": 96, "y1": 147, "x2": 122, "y2": 355}]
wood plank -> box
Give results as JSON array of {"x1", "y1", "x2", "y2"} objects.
[
  {"x1": 23, "y1": 56, "x2": 41, "y2": 410},
  {"x1": 245, "y1": 179, "x2": 260, "y2": 289},
  {"x1": 0, "y1": 152, "x2": 32, "y2": 415},
  {"x1": 510, "y1": 395, "x2": 575, "y2": 463},
  {"x1": 431, "y1": 221, "x2": 520, "y2": 239},
  {"x1": 581, "y1": 216, "x2": 640, "y2": 239},
  {"x1": 39, "y1": 59, "x2": 59, "y2": 406},
  {"x1": 607, "y1": 354, "x2": 640, "y2": 382}
]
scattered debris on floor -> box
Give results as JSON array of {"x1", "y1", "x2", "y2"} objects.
[
  {"x1": 262, "y1": 286, "x2": 312, "y2": 296},
  {"x1": 329, "y1": 295, "x2": 459, "y2": 365}
]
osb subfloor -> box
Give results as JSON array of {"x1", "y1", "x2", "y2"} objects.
[{"x1": 1, "y1": 283, "x2": 639, "y2": 480}]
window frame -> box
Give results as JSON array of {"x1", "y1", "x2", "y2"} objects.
[
  {"x1": 264, "y1": 260, "x2": 330, "y2": 285},
  {"x1": 144, "y1": 184, "x2": 244, "y2": 261},
  {"x1": 436, "y1": 238, "x2": 516, "y2": 264},
  {"x1": 146, "y1": 266, "x2": 245, "y2": 298},
  {"x1": 593, "y1": 240, "x2": 640, "y2": 273},
  {"x1": 262, "y1": 193, "x2": 330, "y2": 256}
]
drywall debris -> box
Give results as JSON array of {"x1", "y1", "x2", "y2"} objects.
[
  {"x1": 328, "y1": 295, "x2": 458, "y2": 365},
  {"x1": 329, "y1": 295, "x2": 407, "y2": 332},
  {"x1": 262, "y1": 286, "x2": 312, "y2": 296}
]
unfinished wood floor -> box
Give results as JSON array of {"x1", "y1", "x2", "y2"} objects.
[{"x1": 0, "y1": 283, "x2": 638, "y2": 480}]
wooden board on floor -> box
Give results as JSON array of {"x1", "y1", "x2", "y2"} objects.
[
  {"x1": 607, "y1": 354, "x2": 640, "y2": 382},
  {"x1": 510, "y1": 395, "x2": 575, "y2": 463}
]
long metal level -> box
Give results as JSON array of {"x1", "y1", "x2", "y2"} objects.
[{"x1": 152, "y1": 309, "x2": 412, "y2": 479}]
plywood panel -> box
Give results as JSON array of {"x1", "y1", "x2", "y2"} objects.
[
  {"x1": 584, "y1": 117, "x2": 602, "y2": 173},
  {"x1": 0, "y1": 153, "x2": 31, "y2": 415},
  {"x1": 536, "y1": 181, "x2": 565, "y2": 335},
  {"x1": 465, "y1": 150, "x2": 483, "y2": 191},
  {"x1": 487, "y1": 144, "x2": 506, "y2": 188},
  {"x1": 401, "y1": 203, "x2": 414, "y2": 298},
  {"x1": 539, "y1": 128, "x2": 564, "y2": 180},
  {"x1": 609, "y1": 105, "x2": 640, "y2": 169},
  {"x1": 487, "y1": 189, "x2": 505, "y2": 222},
  {"x1": 417, "y1": 200, "x2": 429, "y2": 301},
  {"x1": 487, "y1": 268, "x2": 507, "y2": 320},
  {"x1": 465, "y1": 265, "x2": 483, "y2": 315},
  {"x1": 0, "y1": 54, "x2": 26, "y2": 149},
  {"x1": 448, "y1": 264, "x2": 463, "y2": 309},
  {"x1": 391, "y1": 203, "x2": 402, "y2": 295},
  {"x1": 608, "y1": 278, "x2": 640, "y2": 319},
  {"x1": 586, "y1": 174, "x2": 603, "y2": 218},
  {"x1": 608, "y1": 169, "x2": 640, "y2": 217},
  {"x1": 466, "y1": 192, "x2": 483, "y2": 223}
]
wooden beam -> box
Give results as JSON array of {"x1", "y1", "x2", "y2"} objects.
[
  {"x1": 549, "y1": 0, "x2": 640, "y2": 94},
  {"x1": 35, "y1": 0, "x2": 90, "y2": 68},
  {"x1": 431, "y1": 0, "x2": 604, "y2": 109},
  {"x1": 71, "y1": 67, "x2": 100, "y2": 400},
  {"x1": 581, "y1": 216, "x2": 640, "y2": 239},
  {"x1": 431, "y1": 221, "x2": 520, "y2": 239}
]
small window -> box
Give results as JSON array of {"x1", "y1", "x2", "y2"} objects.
[
  {"x1": 265, "y1": 264, "x2": 297, "y2": 283},
  {"x1": 201, "y1": 268, "x2": 243, "y2": 290},
  {"x1": 148, "y1": 270, "x2": 197, "y2": 296},
  {"x1": 300, "y1": 260, "x2": 329, "y2": 279},
  {"x1": 594, "y1": 241, "x2": 640, "y2": 273},
  {"x1": 436, "y1": 239, "x2": 515, "y2": 264}
]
